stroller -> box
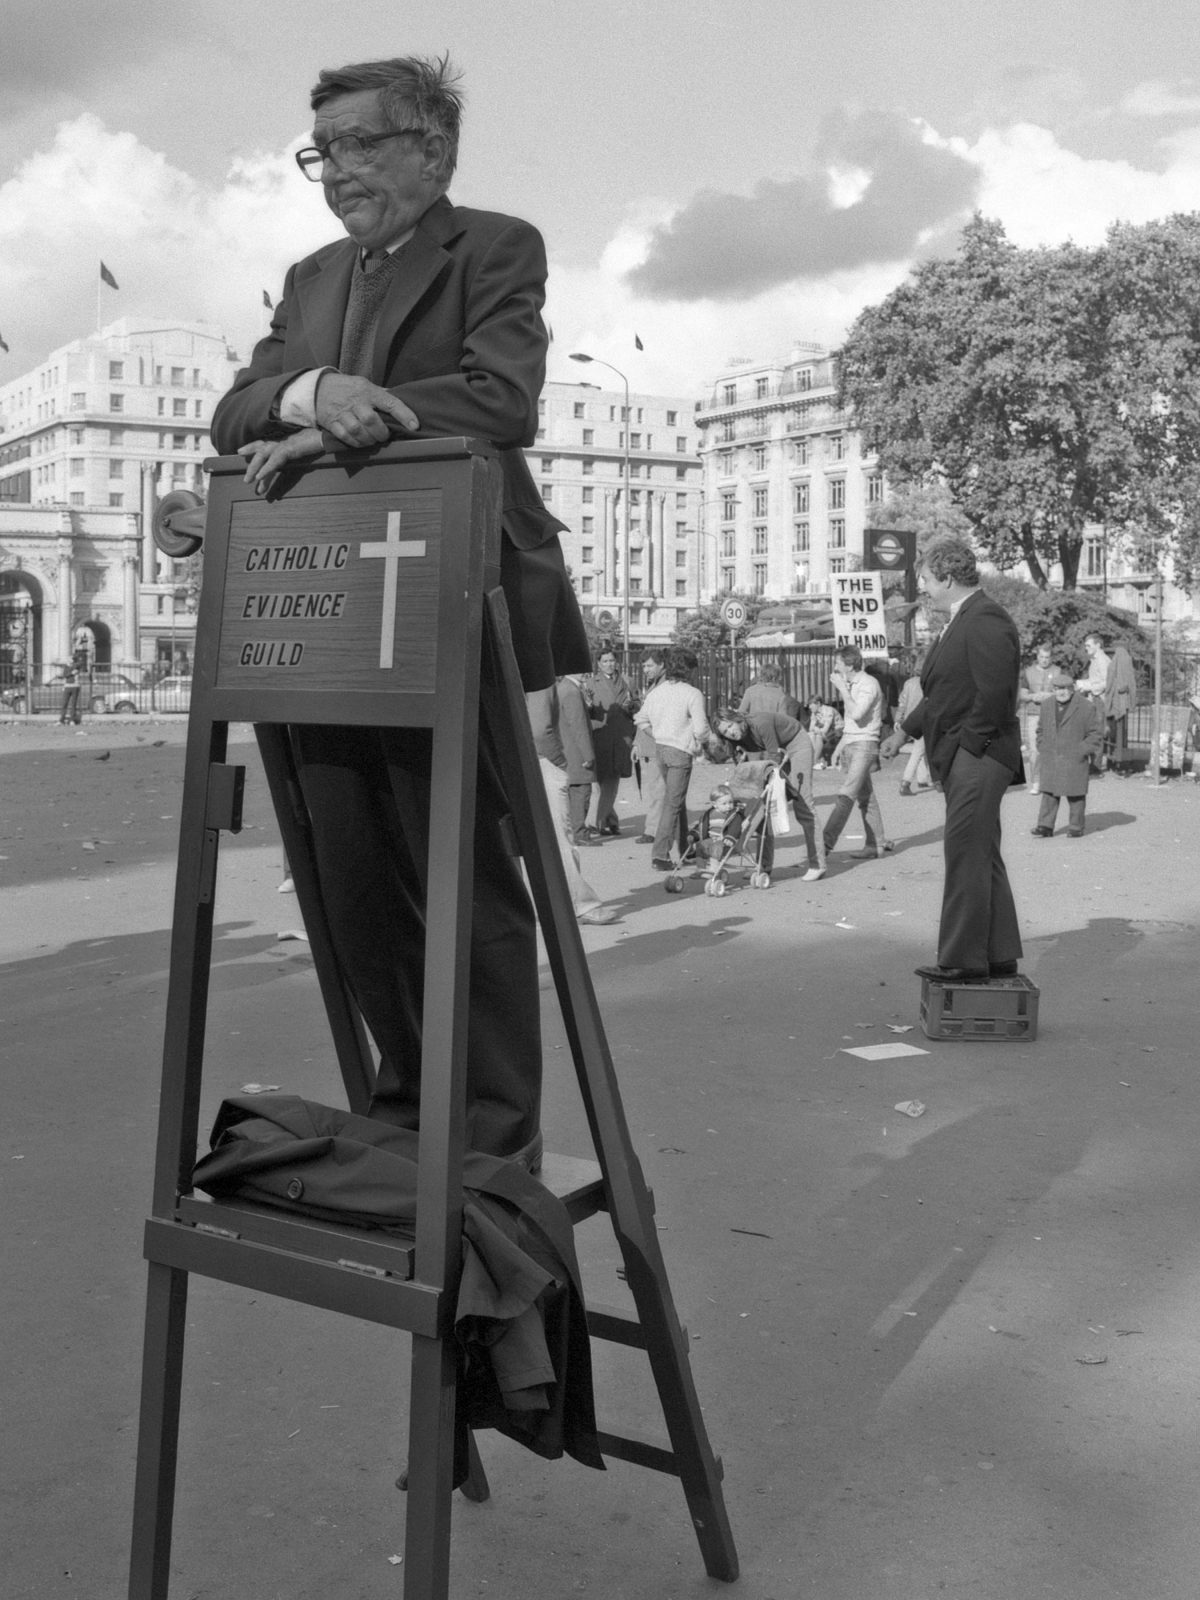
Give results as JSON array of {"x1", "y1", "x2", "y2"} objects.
[{"x1": 664, "y1": 758, "x2": 780, "y2": 896}]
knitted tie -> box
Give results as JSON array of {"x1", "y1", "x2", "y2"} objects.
[{"x1": 338, "y1": 251, "x2": 405, "y2": 378}]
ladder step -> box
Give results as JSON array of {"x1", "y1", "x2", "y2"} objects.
[
  {"x1": 586, "y1": 1300, "x2": 690, "y2": 1355},
  {"x1": 595, "y1": 1429, "x2": 678, "y2": 1475}
]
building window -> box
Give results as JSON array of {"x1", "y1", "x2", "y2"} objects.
[
  {"x1": 171, "y1": 366, "x2": 185, "y2": 384},
  {"x1": 830, "y1": 433, "x2": 846, "y2": 460},
  {"x1": 1085, "y1": 539, "x2": 1105, "y2": 578},
  {"x1": 757, "y1": 377, "x2": 771, "y2": 399},
  {"x1": 676, "y1": 436, "x2": 689, "y2": 454},
  {"x1": 629, "y1": 463, "x2": 641, "y2": 477},
  {"x1": 718, "y1": 451, "x2": 733, "y2": 475},
  {"x1": 581, "y1": 575, "x2": 593, "y2": 594},
  {"x1": 582, "y1": 459, "x2": 594, "y2": 476},
  {"x1": 866, "y1": 472, "x2": 885, "y2": 505},
  {"x1": 69, "y1": 426, "x2": 84, "y2": 444},
  {"x1": 573, "y1": 402, "x2": 585, "y2": 418},
  {"x1": 829, "y1": 555, "x2": 846, "y2": 574},
  {"x1": 752, "y1": 446, "x2": 766, "y2": 470},
  {"x1": 70, "y1": 491, "x2": 85, "y2": 506},
  {"x1": 109, "y1": 394, "x2": 124, "y2": 413},
  {"x1": 109, "y1": 493, "x2": 123, "y2": 507},
  {"x1": 109, "y1": 459, "x2": 124, "y2": 479},
  {"x1": 581, "y1": 487, "x2": 593, "y2": 504},
  {"x1": 157, "y1": 398, "x2": 166, "y2": 416},
  {"x1": 541, "y1": 456, "x2": 554, "y2": 471},
  {"x1": 753, "y1": 526, "x2": 768, "y2": 554},
  {"x1": 581, "y1": 545, "x2": 594, "y2": 563},
  {"x1": 667, "y1": 410, "x2": 677, "y2": 426},
  {"x1": 675, "y1": 550, "x2": 688, "y2": 568},
  {"x1": 629, "y1": 547, "x2": 642, "y2": 567},
  {"x1": 796, "y1": 368, "x2": 813, "y2": 392},
  {"x1": 629, "y1": 576, "x2": 642, "y2": 594},
  {"x1": 752, "y1": 563, "x2": 768, "y2": 593},
  {"x1": 753, "y1": 486, "x2": 768, "y2": 517},
  {"x1": 193, "y1": 401, "x2": 202, "y2": 418},
  {"x1": 541, "y1": 484, "x2": 553, "y2": 501},
  {"x1": 109, "y1": 361, "x2": 124, "y2": 380},
  {"x1": 581, "y1": 517, "x2": 594, "y2": 535},
  {"x1": 630, "y1": 433, "x2": 641, "y2": 449},
  {"x1": 794, "y1": 439, "x2": 810, "y2": 466},
  {"x1": 676, "y1": 579, "x2": 687, "y2": 597},
  {"x1": 69, "y1": 458, "x2": 85, "y2": 477},
  {"x1": 722, "y1": 384, "x2": 736, "y2": 405},
  {"x1": 675, "y1": 466, "x2": 688, "y2": 480},
  {"x1": 793, "y1": 521, "x2": 810, "y2": 552},
  {"x1": 828, "y1": 478, "x2": 845, "y2": 510},
  {"x1": 676, "y1": 493, "x2": 687, "y2": 509},
  {"x1": 721, "y1": 531, "x2": 736, "y2": 558},
  {"x1": 582, "y1": 428, "x2": 594, "y2": 445},
  {"x1": 722, "y1": 492, "x2": 737, "y2": 521},
  {"x1": 676, "y1": 521, "x2": 688, "y2": 535},
  {"x1": 829, "y1": 518, "x2": 846, "y2": 548},
  {"x1": 721, "y1": 420, "x2": 735, "y2": 443},
  {"x1": 110, "y1": 427, "x2": 124, "y2": 446},
  {"x1": 721, "y1": 566, "x2": 735, "y2": 593},
  {"x1": 793, "y1": 482, "x2": 810, "y2": 514},
  {"x1": 172, "y1": 433, "x2": 187, "y2": 449}
]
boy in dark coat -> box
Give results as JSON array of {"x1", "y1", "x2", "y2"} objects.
[{"x1": 1031, "y1": 672, "x2": 1105, "y2": 838}]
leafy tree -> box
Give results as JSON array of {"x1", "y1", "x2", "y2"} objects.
[
  {"x1": 867, "y1": 480, "x2": 973, "y2": 544},
  {"x1": 671, "y1": 591, "x2": 768, "y2": 650},
  {"x1": 980, "y1": 572, "x2": 1152, "y2": 677},
  {"x1": 839, "y1": 216, "x2": 1120, "y2": 590},
  {"x1": 1100, "y1": 214, "x2": 1200, "y2": 594}
]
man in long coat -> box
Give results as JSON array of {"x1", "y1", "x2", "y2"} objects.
[{"x1": 1031, "y1": 672, "x2": 1105, "y2": 837}]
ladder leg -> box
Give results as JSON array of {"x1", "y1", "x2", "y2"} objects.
[
  {"x1": 479, "y1": 593, "x2": 738, "y2": 1583},
  {"x1": 402, "y1": 1333, "x2": 458, "y2": 1600},
  {"x1": 128, "y1": 1263, "x2": 189, "y2": 1599}
]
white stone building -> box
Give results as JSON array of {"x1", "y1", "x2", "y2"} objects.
[
  {"x1": 530, "y1": 378, "x2": 704, "y2": 644},
  {"x1": 693, "y1": 344, "x2": 886, "y2": 603},
  {"x1": 0, "y1": 318, "x2": 241, "y2": 681}
]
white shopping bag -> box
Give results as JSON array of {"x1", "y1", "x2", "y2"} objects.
[{"x1": 765, "y1": 767, "x2": 792, "y2": 834}]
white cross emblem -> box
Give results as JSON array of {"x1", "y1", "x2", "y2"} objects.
[{"x1": 359, "y1": 512, "x2": 426, "y2": 668}]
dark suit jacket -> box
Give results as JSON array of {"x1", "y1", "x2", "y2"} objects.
[
  {"x1": 210, "y1": 195, "x2": 565, "y2": 554},
  {"x1": 900, "y1": 590, "x2": 1024, "y2": 783}
]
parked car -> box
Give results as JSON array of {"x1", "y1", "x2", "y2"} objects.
[
  {"x1": 2, "y1": 671, "x2": 146, "y2": 715},
  {"x1": 150, "y1": 675, "x2": 192, "y2": 713}
]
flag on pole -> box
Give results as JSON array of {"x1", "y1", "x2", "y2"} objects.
[
  {"x1": 634, "y1": 333, "x2": 644, "y2": 350},
  {"x1": 0, "y1": 331, "x2": 8, "y2": 354},
  {"x1": 262, "y1": 289, "x2": 272, "y2": 309},
  {"x1": 100, "y1": 262, "x2": 119, "y2": 290}
]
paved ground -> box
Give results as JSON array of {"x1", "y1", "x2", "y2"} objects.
[{"x1": 2, "y1": 712, "x2": 1199, "y2": 1599}]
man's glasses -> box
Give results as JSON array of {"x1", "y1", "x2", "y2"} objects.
[{"x1": 295, "y1": 128, "x2": 425, "y2": 181}]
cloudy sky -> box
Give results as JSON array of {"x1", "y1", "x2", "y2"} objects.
[{"x1": 4, "y1": 0, "x2": 1200, "y2": 397}]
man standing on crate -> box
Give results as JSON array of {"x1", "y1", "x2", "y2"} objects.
[
  {"x1": 881, "y1": 534, "x2": 1024, "y2": 984},
  {"x1": 210, "y1": 54, "x2": 589, "y2": 1165}
]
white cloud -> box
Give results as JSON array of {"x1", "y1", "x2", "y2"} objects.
[
  {"x1": 941, "y1": 120, "x2": 1200, "y2": 248},
  {"x1": 6, "y1": 106, "x2": 1200, "y2": 402},
  {"x1": 0, "y1": 114, "x2": 333, "y2": 372}
]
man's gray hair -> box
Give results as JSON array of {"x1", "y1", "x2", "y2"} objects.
[
  {"x1": 310, "y1": 54, "x2": 464, "y2": 176},
  {"x1": 920, "y1": 534, "x2": 979, "y2": 588}
]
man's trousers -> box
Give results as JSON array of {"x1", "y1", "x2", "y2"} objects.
[
  {"x1": 937, "y1": 747, "x2": 1023, "y2": 972},
  {"x1": 292, "y1": 721, "x2": 540, "y2": 1161}
]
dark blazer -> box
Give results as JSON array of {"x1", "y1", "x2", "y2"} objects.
[
  {"x1": 901, "y1": 590, "x2": 1024, "y2": 783},
  {"x1": 210, "y1": 195, "x2": 566, "y2": 554}
]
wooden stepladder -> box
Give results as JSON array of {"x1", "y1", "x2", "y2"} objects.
[{"x1": 128, "y1": 439, "x2": 738, "y2": 1600}]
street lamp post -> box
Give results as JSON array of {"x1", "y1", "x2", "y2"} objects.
[{"x1": 570, "y1": 352, "x2": 631, "y2": 659}]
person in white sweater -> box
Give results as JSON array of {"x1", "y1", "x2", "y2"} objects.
[{"x1": 634, "y1": 648, "x2": 712, "y2": 870}]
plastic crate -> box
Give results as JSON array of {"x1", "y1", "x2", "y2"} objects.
[{"x1": 920, "y1": 973, "x2": 1039, "y2": 1042}]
